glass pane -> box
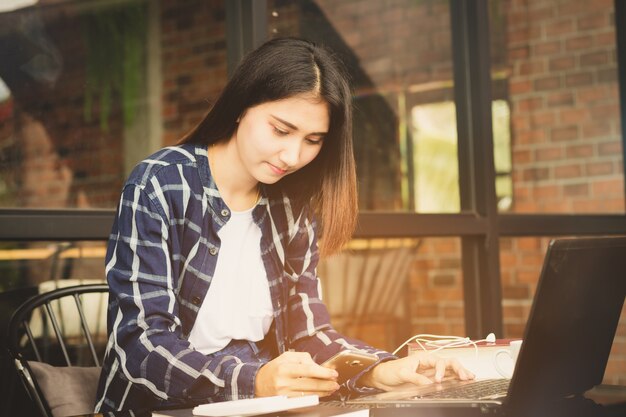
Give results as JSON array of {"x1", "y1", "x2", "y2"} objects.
[
  {"x1": 268, "y1": 0, "x2": 460, "y2": 212},
  {"x1": 0, "y1": 1, "x2": 228, "y2": 209},
  {"x1": 0, "y1": 240, "x2": 106, "y2": 291},
  {"x1": 490, "y1": 1, "x2": 625, "y2": 214},
  {"x1": 318, "y1": 237, "x2": 464, "y2": 353},
  {"x1": 0, "y1": 240, "x2": 107, "y2": 354},
  {"x1": 500, "y1": 237, "x2": 626, "y2": 385}
]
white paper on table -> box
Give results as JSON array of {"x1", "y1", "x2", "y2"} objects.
[{"x1": 192, "y1": 395, "x2": 319, "y2": 417}]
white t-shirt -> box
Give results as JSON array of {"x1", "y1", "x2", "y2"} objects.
[{"x1": 188, "y1": 206, "x2": 274, "y2": 355}]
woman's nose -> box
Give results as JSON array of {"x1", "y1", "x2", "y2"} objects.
[{"x1": 279, "y1": 140, "x2": 301, "y2": 167}]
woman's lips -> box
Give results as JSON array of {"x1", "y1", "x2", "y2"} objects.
[{"x1": 268, "y1": 163, "x2": 288, "y2": 175}]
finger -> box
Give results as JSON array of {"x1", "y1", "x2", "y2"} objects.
[
  {"x1": 399, "y1": 366, "x2": 434, "y2": 386},
  {"x1": 283, "y1": 362, "x2": 339, "y2": 380},
  {"x1": 434, "y1": 359, "x2": 447, "y2": 382},
  {"x1": 447, "y1": 359, "x2": 475, "y2": 380},
  {"x1": 292, "y1": 377, "x2": 340, "y2": 393},
  {"x1": 280, "y1": 351, "x2": 314, "y2": 364}
]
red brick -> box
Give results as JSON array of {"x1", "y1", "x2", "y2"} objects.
[
  {"x1": 546, "y1": 92, "x2": 574, "y2": 107},
  {"x1": 503, "y1": 323, "x2": 527, "y2": 339},
  {"x1": 557, "y1": 2, "x2": 586, "y2": 16},
  {"x1": 528, "y1": 6, "x2": 554, "y2": 22},
  {"x1": 415, "y1": 304, "x2": 439, "y2": 318},
  {"x1": 508, "y1": 27, "x2": 530, "y2": 45},
  {"x1": 555, "y1": 164, "x2": 583, "y2": 179},
  {"x1": 586, "y1": 161, "x2": 614, "y2": 176},
  {"x1": 559, "y1": 108, "x2": 590, "y2": 124},
  {"x1": 598, "y1": 141, "x2": 623, "y2": 156},
  {"x1": 566, "y1": 144, "x2": 594, "y2": 159},
  {"x1": 419, "y1": 287, "x2": 464, "y2": 303},
  {"x1": 517, "y1": 60, "x2": 546, "y2": 76},
  {"x1": 582, "y1": 122, "x2": 612, "y2": 138},
  {"x1": 595, "y1": 31, "x2": 617, "y2": 47},
  {"x1": 577, "y1": 86, "x2": 615, "y2": 103},
  {"x1": 589, "y1": 104, "x2": 620, "y2": 119},
  {"x1": 516, "y1": 97, "x2": 544, "y2": 112},
  {"x1": 522, "y1": 167, "x2": 550, "y2": 182},
  {"x1": 565, "y1": 72, "x2": 593, "y2": 87},
  {"x1": 534, "y1": 146, "x2": 563, "y2": 161},
  {"x1": 564, "y1": 183, "x2": 590, "y2": 197},
  {"x1": 533, "y1": 40, "x2": 561, "y2": 56},
  {"x1": 548, "y1": 56, "x2": 576, "y2": 71},
  {"x1": 503, "y1": 285, "x2": 531, "y2": 299},
  {"x1": 545, "y1": 18, "x2": 575, "y2": 37},
  {"x1": 580, "y1": 51, "x2": 609, "y2": 67},
  {"x1": 431, "y1": 274, "x2": 457, "y2": 287},
  {"x1": 512, "y1": 119, "x2": 531, "y2": 136},
  {"x1": 517, "y1": 270, "x2": 541, "y2": 285},
  {"x1": 551, "y1": 126, "x2": 579, "y2": 142},
  {"x1": 598, "y1": 68, "x2": 618, "y2": 83},
  {"x1": 577, "y1": 13, "x2": 608, "y2": 31},
  {"x1": 565, "y1": 35, "x2": 593, "y2": 51},
  {"x1": 592, "y1": 179, "x2": 624, "y2": 196},
  {"x1": 532, "y1": 184, "x2": 561, "y2": 198},
  {"x1": 499, "y1": 252, "x2": 518, "y2": 269},
  {"x1": 510, "y1": 79, "x2": 532, "y2": 94},
  {"x1": 530, "y1": 111, "x2": 556, "y2": 127},
  {"x1": 513, "y1": 149, "x2": 532, "y2": 164},
  {"x1": 534, "y1": 76, "x2": 561, "y2": 91}
]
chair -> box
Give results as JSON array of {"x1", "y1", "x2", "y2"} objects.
[
  {"x1": 6, "y1": 283, "x2": 109, "y2": 417},
  {"x1": 317, "y1": 238, "x2": 421, "y2": 351}
]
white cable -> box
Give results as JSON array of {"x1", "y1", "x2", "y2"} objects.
[{"x1": 392, "y1": 332, "x2": 497, "y2": 357}]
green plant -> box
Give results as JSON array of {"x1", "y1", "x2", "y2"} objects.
[{"x1": 83, "y1": 3, "x2": 145, "y2": 131}]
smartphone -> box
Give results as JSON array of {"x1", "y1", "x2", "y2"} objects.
[{"x1": 321, "y1": 349, "x2": 378, "y2": 384}]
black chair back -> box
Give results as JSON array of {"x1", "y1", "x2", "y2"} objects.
[{"x1": 6, "y1": 283, "x2": 109, "y2": 417}]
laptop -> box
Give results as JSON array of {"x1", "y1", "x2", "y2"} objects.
[{"x1": 343, "y1": 236, "x2": 626, "y2": 415}]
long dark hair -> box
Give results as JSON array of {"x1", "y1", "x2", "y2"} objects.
[{"x1": 179, "y1": 37, "x2": 356, "y2": 256}]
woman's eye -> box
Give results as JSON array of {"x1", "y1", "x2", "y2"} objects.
[
  {"x1": 306, "y1": 138, "x2": 323, "y2": 145},
  {"x1": 273, "y1": 127, "x2": 289, "y2": 136}
]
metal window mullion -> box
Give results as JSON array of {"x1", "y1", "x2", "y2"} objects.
[
  {"x1": 614, "y1": 0, "x2": 626, "y2": 199},
  {"x1": 450, "y1": 0, "x2": 503, "y2": 339},
  {"x1": 226, "y1": 0, "x2": 268, "y2": 76}
]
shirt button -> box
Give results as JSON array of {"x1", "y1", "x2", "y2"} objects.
[
  {"x1": 220, "y1": 209, "x2": 230, "y2": 217},
  {"x1": 209, "y1": 247, "x2": 218, "y2": 256},
  {"x1": 191, "y1": 296, "x2": 201, "y2": 305}
]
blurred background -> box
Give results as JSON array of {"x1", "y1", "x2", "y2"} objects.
[{"x1": 0, "y1": 1, "x2": 624, "y2": 414}]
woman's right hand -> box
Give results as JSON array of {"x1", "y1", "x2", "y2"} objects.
[{"x1": 254, "y1": 351, "x2": 340, "y2": 397}]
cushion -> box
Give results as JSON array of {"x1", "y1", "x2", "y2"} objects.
[{"x1": 27, "y1": 361, "x2": 101, "y2": 417}]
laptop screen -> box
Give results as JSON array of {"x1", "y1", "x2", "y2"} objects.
[{"x1": 507, "y1": 236, "x2": 626, "y2": 410}]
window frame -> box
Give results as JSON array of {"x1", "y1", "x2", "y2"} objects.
[{"x1": 1, "y1": 0, "x2": 626, "y2": 339}]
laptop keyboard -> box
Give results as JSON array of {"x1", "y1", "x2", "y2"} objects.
[{"x1": 417, "y1": 379, "x2": 510, "y2": 400}]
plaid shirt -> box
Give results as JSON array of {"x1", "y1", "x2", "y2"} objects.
[{"x1": 94, "y1": 144, "x2": 392, "y2": 412}]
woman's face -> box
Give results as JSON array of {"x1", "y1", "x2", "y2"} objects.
[{"x1": 233, "y1": 93, "x2": 330, "y2": 185}]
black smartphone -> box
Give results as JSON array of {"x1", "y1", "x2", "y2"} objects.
[{"x1": 321, "y1": 350, "x2": 378, "y2": 384}]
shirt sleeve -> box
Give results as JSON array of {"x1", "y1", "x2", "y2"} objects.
[
  {"x1": 283, "y1": 208, "x2": 396, "y2": 396},
  {"x1": 105, "y1": 183, "x2": 262, "y2": 403}
]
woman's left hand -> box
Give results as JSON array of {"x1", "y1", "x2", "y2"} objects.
[{"x1": 358, "y1": 353, "x2": 475, "y2": 391}]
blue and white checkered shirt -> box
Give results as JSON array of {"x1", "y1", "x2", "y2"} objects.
[{"x1": 94, "y1": 144, "x2": 392, "y2": 412}]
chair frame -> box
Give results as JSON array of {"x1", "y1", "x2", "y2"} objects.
[{"x1": 6, "y1": 283, "x2": 109, "y2": 417}]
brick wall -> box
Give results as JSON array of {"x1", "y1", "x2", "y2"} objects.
[
  {"x1": 0, "y1": 4, "x2": 127, "y2": 209},
  {"x1": 160, "y1": 0, "x2": 227, "y2": 146},
  {"x1": 0, "y1": 0, "x2": 623, "y2": 383},
  {"x1": 277, "y1": 0, "x2": 625, "y2": 383},
  {"x1": 505, "y1": 0, "x2": 623, "y2": 214},
  {"x1": 501, "y1": 0, "x2": 625, "y2": 384}
]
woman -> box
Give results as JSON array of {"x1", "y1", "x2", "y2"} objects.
[{"x1": 94, "y1": 37, "x2": 473, "y2": 413}]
